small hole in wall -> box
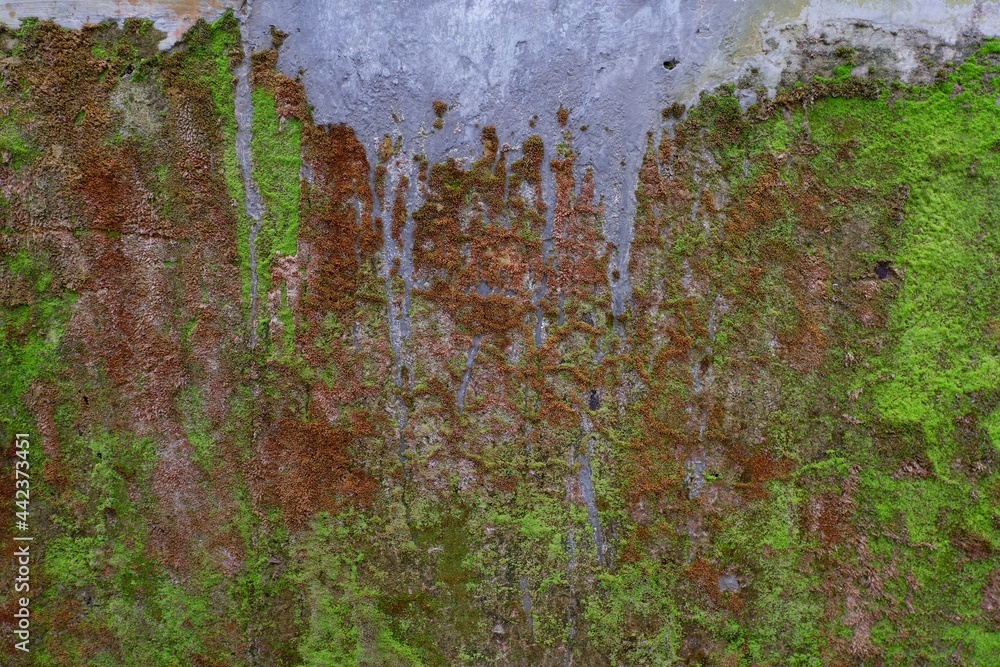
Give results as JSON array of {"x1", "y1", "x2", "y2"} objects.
[
  {"x1": 662, "y1": 59, "x2": 679, "y2": 70},
  {"x1": 699, "y1": 354, "x2": 713, "y2": 376},
  {"x1": 611, "y1": 269, "x2": 620, "y2": 282},
  {"x1": 875, "y1": 260, "x2": 891, "y2": 280}
]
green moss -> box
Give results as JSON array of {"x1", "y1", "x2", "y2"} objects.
[
  {"x1": 583, "y1": 559, "x2": 681, "y2": 665},
  {"x1": 833, "y1": 64, "x2": 853, "y2": 80},
  {"x1": 9, "y1": 15, "x2": 1000, "y2": 664},
  {"x1": 250, "y1": 87, "x2": 302, "y2": 325},
  {"x1": 803, "y1": 60, "x2": 1000, "y2": 464},
  {"x1": 177, "y1": 386, "x2": 216, "y2": 469},
  {"x1": 0, "y1": 112, "x2": 37, "y2": 169},
  {"x1": 0, "y1": 248, "x2": 74, "y2": 439},
  {"x1": 794, "y1": 57, "x2": 1000, "y2": 658},
  {"x1": 292, "y1": 510, "x2": 428, "y2": 667}
]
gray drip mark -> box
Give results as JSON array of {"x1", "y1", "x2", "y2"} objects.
[
  {"x1": 686, "y1": 294, "x2": 723, "y2": 498},
  {"x1": 395, "y1": 403, "x2": 416, "y2": 542},
  {"x1": 563, "y1": 525, "x2": 577, "y2": 665},
  {"x1": 684, "y1": 453, "x2": 706, "y2": 500},
  {"x1": 379, "y1": 167, "x2": 415, "y2": 388},
  {"x1": 377, "y1": 159, "x2": 418, "y2": 540},
  {"x1": 575, "y1": 435, "x2": 606, "y2": 568},
  {"x1": 707, "y1": 293, "x2": 724, "y2": 343},
  {"x1": 532, "y1": 142, "x2": 555, "y2": 349},
  {"x1": 609, "y1": 225, "x2": 632, "y2": 320},
  {"x1": 519, "y1": 575, "x2": 534, "y2": 637},
  {"x1": 607, "y1": 151, "x2": 636, "y2": 333},
  {"x1": 234, "y1": 1, "x2": 266, "y2": 348},
  {"x1": 533, "y1": 287, "x2": 546, "y2": 348},
  {"x1": 456, "y1": 334, "x2": 482, "y2": 413},
  {"x1": 563, "y1": 601, "x2": 577, "y2": 667},
  {"x1": 695, "y1": 294, "x2": 723, "y2": 439}
]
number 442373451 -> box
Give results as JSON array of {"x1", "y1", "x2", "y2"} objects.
[{"x1": 15, "y1": 436, "x2": 29, "y2": 526}]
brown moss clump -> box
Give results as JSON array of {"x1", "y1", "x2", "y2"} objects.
[
  {"x1": 378, "y1": 134, "x2": 393, "y2": 163},
  {"x1": 252, "y1": 419, "x2": 377, "y2": 528},
  {"x1": 269, "y1": 25, "x2": 288, "y2": 49},
  {"x1": 432, "y1": 99, "x2": 448, "y2": 129},
  {"x1": 662, "y1": 102, "x2": 686, "y2": 119},
  {"x1": 687, "y1": 558, "x2": 724, "y2": 603},
  {"x1": 300, "y1": 123, "x2": 378, "y2": 318},
  {"x1": 0, "y1": 17, "x2": 250, "y2": 596},
  {"x1": 550, "y1": 155, "x2": 606, "y2": 296},
  {"x1": 251, "y1": 49, "x2": 311, "y2": 121}
]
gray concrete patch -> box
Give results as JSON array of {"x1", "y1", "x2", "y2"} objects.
[{"x1": 718, "y1": 573, "x2": 740, "y2": 592}]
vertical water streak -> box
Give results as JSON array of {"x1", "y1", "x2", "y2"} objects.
[{"x1": 234, "y1": 0, "x2": 266, "y2": 347}]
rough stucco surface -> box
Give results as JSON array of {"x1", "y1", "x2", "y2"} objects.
[{"x1": 5, "y1": 0, "x2": 1000, "y2": 664}]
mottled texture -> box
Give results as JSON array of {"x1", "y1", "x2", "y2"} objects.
[{"x1": 2, "y1": 4, "x2": 1000, "y2": 667}]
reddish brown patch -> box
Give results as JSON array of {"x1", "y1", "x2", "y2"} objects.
[
  {"x1": 724, "y1": 593, "x2": 745, "y2": 614},
  {"x1": 730, "y1": 449, "x2": 791, "y2": 501},
  {"x1": 251, "y1": 50, "x2": 310, "y2": 122},
  {"x1": 793, "y1": 183, "x2": 829, "y2": 232},
  {"x1": 550, "y1": 155, "x2": 607, "y2": 296},
  {"x1": 805, "y1": 493, "x2": 851, "y2": 546},
  {"x1": 619, "y1": 525, "x2": 652, "y2": 564},
  {"x1": 727, "y1": 156, "x2": 784, "y2": 239},
  {"x1": 949, "y1": 529, "x2": 993, "y2": 561},
  {"x1": 252, "y1": 419, "x2": 377, "y2": 528},
  {"x1": 300, "y1": 123, "x2": 377, "y2": 318},
  {"x1": 432, "y1": 100, "x2": 447, "y2": 129},
  {"x1": 780, "y1": 254, "x2": 830, "y2": 373},
  {"x1": 687, "y1": 558, "x2": 729, "y2": 605},
  {"x1": 982, "y1": 571, "x2": 1000, "y2": 628}
]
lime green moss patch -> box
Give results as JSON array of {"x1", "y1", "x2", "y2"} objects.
[
  {"x1": 0, "y1": 248, "x2": 74, "y2": 438},
  {"x1": 250, "y1": 87, "x2": 302, "y2": 302},
  {"x1": 0, "y1": 112, "x2": 37, "y2": 169},
  {"x1": 583, "y1": 559, "x2": 682, "y2": 665},
  {"x1": 803, "y1": 56, "x2": 1000, "y2": 462},
  {"x1": 292, "y1": 510, "x2": 428, "y2": 667},
  {"x1": 177, "y1": 386, "x2": 216, "y2": 469}
]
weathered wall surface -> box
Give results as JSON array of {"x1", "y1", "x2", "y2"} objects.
[{"x1": 2, "y1": 1, "x2": 1000, "y2": 666}]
